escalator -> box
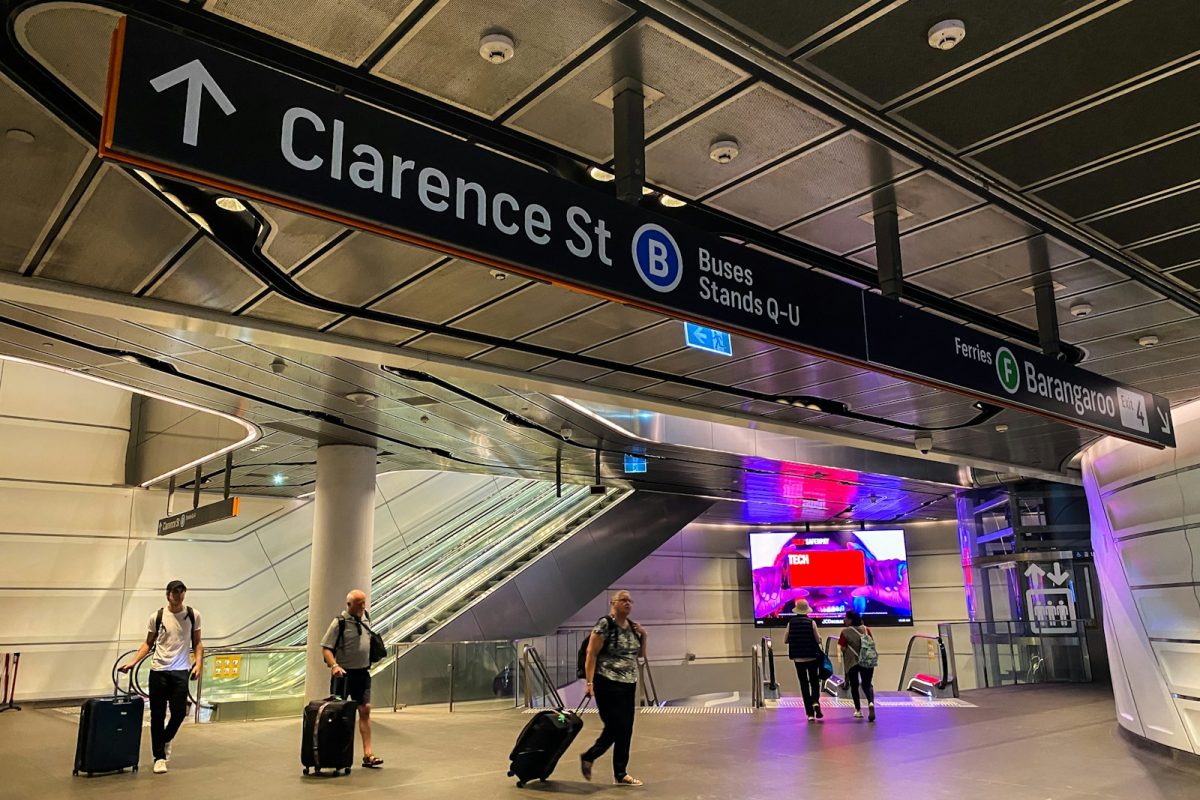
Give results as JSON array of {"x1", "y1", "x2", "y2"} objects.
[{"x1": 897, "y1": 634, "x2": 958, "y2": 698}]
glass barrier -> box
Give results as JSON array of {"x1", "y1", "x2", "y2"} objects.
[{"x1": 939, "y1": 621, "x2": 1092, "y2": 691}]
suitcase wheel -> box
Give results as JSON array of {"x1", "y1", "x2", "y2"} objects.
[
  {"x1": 132, "y1": 767, "x2": 138, "y2": 773},
  {"x1": 516, "y1": 781, "x2": 525, "y2": 788},
  {"x1": 343, "y1": 768, "x2": 351, "y2": 775},
  {"x1": 303, "y1": 768, "x2": 310, "y2": 775},
  {"x1": 72, "y1": 771, "x2": 78, "y2": 777}
]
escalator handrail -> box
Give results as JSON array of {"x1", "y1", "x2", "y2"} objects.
[
  {"x1": 751, "y1": 644, "x2": 762, "y2": 708},
  {"x1": 896, "y1": 634, "x2": 951, "y2": 691},
  {"x1": 111, "y1": 650, "x2": 200, "y2": 706},
  {"x1": 636, "y1": 656, "x2": 659, "y2": 707},
  {"x1": 761, "y1": 636, "x2": 777, "y2": 690}
]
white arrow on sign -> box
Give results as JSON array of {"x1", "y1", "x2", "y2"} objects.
[
  {"x1": 149, "y1": 60, "x2": 236, "y2": 147},
  {"x1": 1024, "y1": 564, "x2": 1046, "y2": 580},
  {"x1": 1047, "y1": 562, "x2": 1070, "y2": 586},
  {"x1": 1159, "y1": 407, "x2": 1173, "y2": 436}
]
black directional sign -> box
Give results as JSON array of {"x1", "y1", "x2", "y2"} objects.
[
  {"x1": 158, "y1": 496, "x2": 240, "y2": 536},
  {"x1": 99, "y1": 16, "x2": 1175, "y2": 448}
]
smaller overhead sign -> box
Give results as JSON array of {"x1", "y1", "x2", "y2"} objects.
[
  {"x1": 623, "y1": 454, "x2": 648, "y2": 474},
  {"x1": 684, "y1": 323, "x2": 733, "y2": 357},
  {"x1": 158, "y1": 496, "x2": 239, "y2": 536}
]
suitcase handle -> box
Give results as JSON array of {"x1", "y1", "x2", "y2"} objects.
[{"x1": 572, "y1": 695, "x2": 591, "y2": 714}]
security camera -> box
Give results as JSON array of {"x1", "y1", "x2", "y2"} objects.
[
  {"x1": 914, "y1": 433, "x2": 933, "y2": 454},
  {"x1": 560, "y1": 424, "x2": 573, "y2": 441},
  {"x1": 269, "y1": 357, "x2": 287, "y2": 375}
]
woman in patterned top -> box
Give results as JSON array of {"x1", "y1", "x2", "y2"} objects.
[{"x1": 580, "y1": 589, "x2": 647, "y2": 786}]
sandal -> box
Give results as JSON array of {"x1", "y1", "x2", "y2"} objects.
[
  {"x1": 362, "y1": 753, "x2": 384, "y2": 768},
  {"x1": 580, "y1": 757, "x2": 593, "y2": 781},
  {"x1": 615, "y1": 775, "x2": 644, "y2": 786}
]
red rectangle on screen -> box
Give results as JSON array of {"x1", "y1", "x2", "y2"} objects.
[{"x1": 787, "y1": 550, "x2": 867, "y2": 587}]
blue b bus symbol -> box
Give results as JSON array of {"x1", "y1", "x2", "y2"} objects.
[{"x1": 631, "y1": 224, "x2": 682, "y2": 293}]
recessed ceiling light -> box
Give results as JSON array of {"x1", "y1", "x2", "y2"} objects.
[
  {"x1": 995, "y1": 423, "x2": 1009, "y2": 433},
  {"x1": 1138, "y1": 334, "x2": 1160, "y2": 347},
  {"x1": 344, "y1": 391, "x2": 377, "y2": 407},
  {"x1": 659, "y1": 194, "x2": 686, "y2": 208},
  {"x1": 215, "y1": 196, "x2": 246, "y2": 212},
  {"x1": 489, "y1": 269, "x2": 508, "y2": 280},
  {"x1": 641, "y1": 186, "x2": 655, "y2": 196},
  {"x1": 272, "y1": 473, "x2": 286, "y2": 486},
  {"x1": 1021, "y1": 280, "x2": 1066, "y2": 297},
  {"x1": 249, "y1": 444, "x2": 270, "y2": 452},
  {"x1": 478, "y1": 32, "x2": 515, "y2": 64},
  {"x1": 857, "y1": 205, "x2": 913, "y2": 224},
  {"x1": 587, "y1": 166, "x2": 614, "y2": 182},
  {"x1": 1069, "y1": 302, "x2": 1093, "y2": 318},
  {"x1": 4, "y1": 128, "x2": 35, "y2": 143},
  {"x1": 188, "y1": 212, "x2": 213, "y2": 234}
]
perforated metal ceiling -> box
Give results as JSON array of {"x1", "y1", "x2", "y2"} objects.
[{"x1": 1, "y1": 0, "x2": 1197, "y2": 493}]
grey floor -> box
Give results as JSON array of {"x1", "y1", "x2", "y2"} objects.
[{"x1": 4, "y1": 684, "x2": 1197, "y2": 799}]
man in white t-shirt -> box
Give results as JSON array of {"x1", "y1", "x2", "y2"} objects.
[{"x1": 119, "y1": 580, "x2": 203, "y2": 775}]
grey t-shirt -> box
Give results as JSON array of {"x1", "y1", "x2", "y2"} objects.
[
  {"x1": 147, "y1": 608, "x2": 201, "y2": 672},
  {"x1": 592, "y1": 617, "x2": 641, "y2": 684},
  {"x1": 320, "y1": 612, "x2": 371, "y2": 670}
]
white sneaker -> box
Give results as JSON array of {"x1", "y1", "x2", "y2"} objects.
[
  {"x1": 853, "y1": 710, "x2": 863, "y2": 719},
  {"x1": 153, "y1": 759, "x2": 168, "y2": 774},
  {"x1": 165, "y1": 742, "x2": 172, "y2": 762}
]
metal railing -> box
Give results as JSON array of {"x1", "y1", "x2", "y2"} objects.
[
  {"x1": 759, "y1": 636, "x2": 779, "y2": 701},
  {"x1": 637, "y1": 656, "x2": 660, "y2": 707},
  {"x1": 941, "y1": 620, "x2": 1093, "y2": 690},
  {"x1": 897, "y1": 634, "x2": 956, "y2": 697},
  {"x1": 750, "y1": 643, "x2": 763, "y2": 708}
]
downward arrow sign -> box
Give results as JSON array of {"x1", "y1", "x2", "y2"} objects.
[
  {"x1": 150, "y1": 59, "x2": 236, "y2": 147},
  {"x1": 1048, "y1": 562, "x2": 1070, "y2": 586},
  {"x1": 1024, "y1": 564, "x2": 1046, "y2": 580},
  {"x1": 1159, "y1": 407, "x2": 1173, "y2": 436}
]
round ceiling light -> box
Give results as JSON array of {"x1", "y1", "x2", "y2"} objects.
[
  {"x1": 587, "y1": 166, "x2": 614, "y2": 182},
  {"x1": 489, "y1": 269, "x2": 508, "y2": 281},
  {"x1": 1069, "y1": 302, "x2": 1093, "y2": 318},
  {"x1": 479, "y1": 32, "x2": 515, "y2": 64},
  {"x1": 1138, "y1": 334, "x2": 1160, "y2": 348},
  {"x1": 995, "y1": 423, "x2": 1009, "y2": 433},
  {"x1": 5, "y1": 128, "x2": 35, "y2": 143},
  {"x1": 344, "y1": 391, "x2": 377, "y2": 407},
  {"x1": 927, "y1": 19, "x2": 966, "y2": 50},
  {"x1": 215, "y1": 196, "x2": 247, "y2": 212},
  {"x1": 659, "y1": 194, "x2": 686, "y2": 208}
]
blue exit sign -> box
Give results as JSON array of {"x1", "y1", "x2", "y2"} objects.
[
  {"x1": 684, "y1": 323, "x2": 733, "y2": 356},
  {"x1": 623, "y1": 454, "x2": 647, "y2": 474}
]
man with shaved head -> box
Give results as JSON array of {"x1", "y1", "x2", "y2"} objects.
[{"x1": 320, "y1": 589, "x2": 383, "y2": 767}]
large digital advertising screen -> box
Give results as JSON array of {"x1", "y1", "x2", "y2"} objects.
[{"x1": 750, "y1": 529, "x2": 912, "y2": 627}]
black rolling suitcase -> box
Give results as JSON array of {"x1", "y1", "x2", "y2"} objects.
[
  {"x1": 507, "y1": 698, "x2": 587, "y2": 788},
  {"x1": 73, "y1": 673, "x2": 144, "y2": 777},
  {"x1": 301, "y1": 678, "x2": 358, "y2": 776}
]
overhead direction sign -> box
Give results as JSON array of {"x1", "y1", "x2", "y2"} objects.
[
  {"x1": 99, "y1": 16, "x2": 1175, "y2": 449},
  {"x1": 158, "y1": 496, "x2": 240, "y2": 536},
  {"x1": 683, "y1": 322, "x2": 733, "y2": 356}
]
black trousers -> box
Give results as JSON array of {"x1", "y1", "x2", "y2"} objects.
[
  {"x1": 149, "y1": 669, "x2": 190, "y2": 760},
  {"x1": 582, "y1": 675, "x2": 636, "y2": 779},
  {"x1": 793, "y1": 660, "x2": 822, "y2": 717},
  {"x1": 846, "y1": 665, "x2": 875, "y2": 709}
]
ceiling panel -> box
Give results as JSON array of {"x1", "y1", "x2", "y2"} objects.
[
  {"x1": 36, "y1": 166, "x2": 194, "y2": 293},
  {"x1": 953, "y1": 258, "x2": 1122, "y2": 316},
  {"x1": 686, "y1": 348, "x2": 819, "y2": 386},
  {"x1": 585, "y1": 371, "x2": 661, "y2": 392},
  {"x1": 293, "y1": 232, "x2": 443, "y2": 306},
  {"x1": 146, "y1": 238, "x2": 266, "y2": 311},
  {"x1": 805, "y1": 0, "x2": 1092, "y2": 107},
  {"x1": 1088, "y1": 336, "x2": 1200, "y2": 376},
  {"x1": 1001, "y1": 280, "x2": 1158, "y2": 330},
  {"x1": 469, "y1": 347, "x2": 553, "y2": 372},
  {"x1": 853, "y1": 206, "x2": 1037, "y2": 273},
  {"x1": 370, "y1": 259, "x2": 528, "y2": 322},
  {"x1": 531, "y1": 359, "x2": 609, "y2": 382},
  {"x1": 1077, "y1": 318, "x2": 1200, "y2": 362},
  {"x1": 1085, "y1": 186, "x2": 1200, "y2": 246},
  {"x1": 784, "y1": 171, "x2": 980, "y2": 254},
  {"x1": 646, "y1": 83, "x2": 837, "y2": 198},
  {"x1": 453, "y1": 282, "x2": 600, "y2": 339},
  {"x1": 519, "y1": 303, "x2": 667, "y2": 352},
  {"x1": 969, "y1": 62, "x2": 1200, "y2": 187},
  {"x1": 241, "y1": 294, "x2": 342, "y2": 329},
  {"x1": 1130, "y1": 228, "x2": 1200, "y2": 270},
  {"x1": 1031, "y1": 132, "x2": 1200, "y2": 219},
  {"x1": 403, "y1": 332, "x2": 491, "y2": 359},
  {"x1": 582, "y1": 320, "x2": 679, "y2": 363},
  {"x1": 14, "y1": 3, "x2": 119, "y2": 112},
  {"x1": 907, "y1": 235, "x2": 1081, "y2": 297},
  {"x1": 207, "y1": 0, "x2": 413, "y2": 65},
  {"x1": 0, "y1": 75, "x2": 92, "y2": 271},
  {"x1": 256, "y1": 205, "x2": 346, "y2": 270},
  {"x1": 1061, "y1": 301, "x2": 1190, "y2": 342},
  {"x1": 638, "y1": 335, "x2": 775, "y2": 375},
  {"x1": 733, "y1": 360, "x2": 862, "y2": 395},
  {"x1": 898, "y1": 1, "x2": 1200, "y2": 149},
  {"x1": 324, "y1": 317, "x2": 421, "y2": 344},
  {"x1": 709, "y1": 132, "x2": 918, "y2": 229},
  {"x1": 508, "y1": 20, "x2": 748, "y2": 160},
  {"x1": 372, "y1": 0, "x2": 631, "y2": 118},
  {"x1": 689, "y1": 0, "x2": 870, "y2": 54}
]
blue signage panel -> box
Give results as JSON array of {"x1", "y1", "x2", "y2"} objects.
[
  {"x1": 684, "y1": 322, "x2": 733, "y2": 357},
  {"x1": 623, "y1": 454, "x2": 647, "y2": 474}
]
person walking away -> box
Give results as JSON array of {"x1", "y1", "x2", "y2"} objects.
[
  {"x1": 838, "y1": 610, "x2": 878, "y2": 721},
  {"x1": 118, "y1": 579, "x2": 202, "y2": 774},
  {"x1": 581, "y1": 590, "x2": 646, "y2": 786},
  {"x1": 786, "y1": 599, "x2": 824, "y2": 722},
  {"x1": 320, "y1": 589, "x2": 384, "y2": 768}
]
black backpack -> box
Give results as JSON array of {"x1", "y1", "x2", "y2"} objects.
[
  {"x1": 575, "y1": 616, "x2": 638, "y2": 679},
  {"x1": 334, "y1": 612, "x2": 388, "y2": 665}
]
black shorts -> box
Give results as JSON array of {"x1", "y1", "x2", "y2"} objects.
[{"x1": 333, "y1": 668, "x2": 371, "y2": 705}]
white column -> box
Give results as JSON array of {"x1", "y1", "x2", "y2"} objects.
[{"x1": 304, "y1": 444, "x2": 376, "y2": 701}]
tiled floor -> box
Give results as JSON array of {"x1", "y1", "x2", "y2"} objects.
[{"x1": 4, "y1": 684, "x2": 1197, "y2": 799}]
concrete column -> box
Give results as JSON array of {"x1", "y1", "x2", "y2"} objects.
[{"x1": 304, "y1": 444, "x2": 376, "y2": 701}]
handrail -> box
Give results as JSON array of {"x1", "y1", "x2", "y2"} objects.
[
  {"x1": 637, "y1": 656, "x2": 659, "y2": 707},
  {"x1": 751, "y1": 644, "x2": 762, "y2": 708},
  {"x1": 521, "y1": 644, "x2": 562, "y2": 710},
  {"x1": 897, "y1": 634, "x2": 950, "y2": 691},
  {"x1": 761, "y1": 636, "x2": 778, "y2": 692}
]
